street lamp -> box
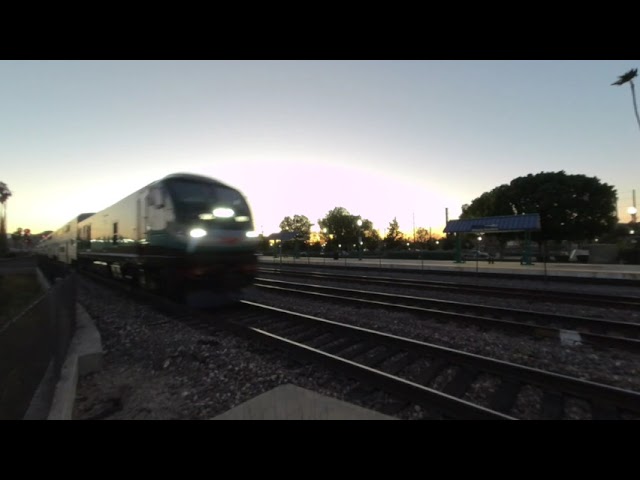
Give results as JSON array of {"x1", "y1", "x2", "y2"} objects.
[
  {"x1": 628, "y1": 206, "x2": 638, "y2": 225},
  {"x1": 356, "y1": 218, "x2": 363, "y2": 260},
  {"x1": 475, "y1": 235, "x2": 483, "y2": 273},
  {"x1": 324, "y1": 227, "x2": 337, "y2": 260}
]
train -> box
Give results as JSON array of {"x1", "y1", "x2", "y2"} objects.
[{"x1": 36, "y1": 172, "x2": 260, "y2": 305}]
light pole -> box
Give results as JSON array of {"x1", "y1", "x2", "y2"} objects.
[
  {"x1": 356, "y1": 218, "x2": 363, "y2": 260},
  {"x1": 628, "y1": 205, "x2": 637, "y2": 226},
  {"x1": 321, "y1": 228, "x2": 326, "y2": 264},
  {"x1": 324, "y1": 227, "x2": 337, "y2": 261},
  {"x1": 380, "y1": 227, "x2": 387, "y2": 268}
]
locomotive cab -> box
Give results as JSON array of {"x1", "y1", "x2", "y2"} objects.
[{"x1": 141, "y1": 174, "x2": 260, "y2": 304}]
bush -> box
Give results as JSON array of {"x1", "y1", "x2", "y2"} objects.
[{"x1": 618, "y1": 248, "x2": 640, "y2": 264}]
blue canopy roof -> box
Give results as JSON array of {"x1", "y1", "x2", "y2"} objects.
[{"x1": 444, "y1": 214, "x2": 541, "y2": 234}]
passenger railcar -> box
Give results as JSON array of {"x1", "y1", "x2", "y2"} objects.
[
  {"x1": 39, "y1": 212, "x2": 94, "y2": 264},
  {"x1": 38, "y1": 173, "x2": 259, "y2": 304}
]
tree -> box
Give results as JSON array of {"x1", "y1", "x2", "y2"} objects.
[
  {"x1": 279, "y1": 214, "x2": 313, "y2": 257},
  {"x1": 318, "y1": 207, "x2": 375, "y2": 252},
  {"x1": 440, "y1": 234, "x2": 456, "y2": 251},
  {"x1": 460, "y1": 185, "x2": 514, "y2": 218},
  {"x1": 461, "y1": 171, "x2": 618, "y2": 243},
  {"x1": 414, "y1": 227, "x2": 430, "y2": 248},
  {"x1": 385, "y1": 217, "x2": 404, "y2": 249},
  {"x1": 318, "y1": 207, "x2": 350, "y2": 246},
  {"x1": 612, "y1": 68, "x2": 640, "y2": 133},
  {"x1": 0, "y1": 182, "x2": 10, "y2": 204},
  {"x1": 279, "y1": 214, "x2": 313, "y2": 239},
  {"x1": 0, "y1": 181, "x2": 11, "y2": 254},
  {"x1": 359, "y1": 218, "x2": 380, "y2": 252}
]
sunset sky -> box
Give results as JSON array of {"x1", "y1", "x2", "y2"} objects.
[{"x1": 1, "y1": 60, "x2": 638, "y2": 238}]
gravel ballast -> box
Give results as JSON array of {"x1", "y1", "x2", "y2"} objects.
[{"x1": 73, "y1": 271, "x2": 640, "y2": 420}]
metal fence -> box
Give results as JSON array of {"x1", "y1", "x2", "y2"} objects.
[{"x1": 0, "y1": 259, "x2": 76, "y2": 420}]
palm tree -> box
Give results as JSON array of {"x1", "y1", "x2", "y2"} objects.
[
  {"x1": 612, "y1": 68, "x2": 640, "y2": 132},
  {"x1": 0, "y1": 181, "x2": 12, "y2": 254}
]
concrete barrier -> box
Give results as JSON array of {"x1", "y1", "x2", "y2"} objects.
[{"x1": 47, "y1": 304, "x2": 103, "y2": 420}]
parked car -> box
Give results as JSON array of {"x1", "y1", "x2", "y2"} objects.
[{"x1": 463, "y1": 250, "x2": 490, "y2": 260}]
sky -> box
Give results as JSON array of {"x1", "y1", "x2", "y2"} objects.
[{"x1": 1, "y1": 60, "x2": 639, "y2": 238}]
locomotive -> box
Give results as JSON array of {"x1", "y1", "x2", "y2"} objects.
[{"x1": 37, "y1": 173, "x2": 260, "y2": 305}]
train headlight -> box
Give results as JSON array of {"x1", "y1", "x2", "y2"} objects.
[
  {"x1": 245, "y1": 231, "x2": 259, "y2": 238},
  {"x1": 190, "y1": 228, "x2": 207, "y2": 238},
  {"x1": 213, "y1": 207, "x2": 234, "y2": 218}
]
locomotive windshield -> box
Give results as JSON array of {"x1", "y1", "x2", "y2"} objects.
[{"x1": 165, "y1": 178, "x2": 253, "y2": 229}]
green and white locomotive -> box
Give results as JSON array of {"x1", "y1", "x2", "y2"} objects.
[{"x1": 38, "y1": 173, "x2": 259, "y2": 304}]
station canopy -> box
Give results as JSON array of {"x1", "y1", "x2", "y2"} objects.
[{"x1": 443, "y1": 213, "x2": 541, "y2": 234}]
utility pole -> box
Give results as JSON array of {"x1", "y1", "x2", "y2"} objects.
[
  {"x1": 629, "y1": 190, "x2": 638, "y2": 225},
  {"x1": 412, "y1": 212, "x2": 416, "y2": 243}
]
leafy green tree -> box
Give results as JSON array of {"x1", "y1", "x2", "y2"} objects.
[
  {"x1": 461, "y1": 185, "x2": 514, "y2": 218},
  {"x1": 279, "y1": 214, "x2": 313, "y2": 239},
  {"x1": 319, "y1": 207, "x2": 353, "y2": 247},
  {"x1": 461, "y1": 171, "x2": 618, "y2": 242},
  {"x1": 279, "y1": 214, "x2": 313, "y2": 257},
  {"x1": 318, "y1": 207, "x2": 377, "y2": 252},
  {"x1": 360, "y1": 219, "x2": 381, "y2": 251}
]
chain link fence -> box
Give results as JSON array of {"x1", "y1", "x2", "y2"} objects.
[{"x1": 0, "y1": 257, "x2": 76, "y2": 420}]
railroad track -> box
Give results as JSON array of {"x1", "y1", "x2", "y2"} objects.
[
  {"x1": 78, "y1": 270, "x2": 640, "y2": 419},
  {"x1": 253, "y1": 278, "x2": 640, "y2": 353},
  {"x1": 257, "y1": 267, "x2": 640, "y2": 310},
  {"x1": 207, "y1": 300, "x2": 640, "y2": 420}
]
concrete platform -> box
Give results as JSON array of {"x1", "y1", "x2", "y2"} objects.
[
  {"x1": 213, "y1": 384, "x2": 397, "y2": 420},
  {"x1": 260, "y1": 256, "x2": 640, "y2": 281}
]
